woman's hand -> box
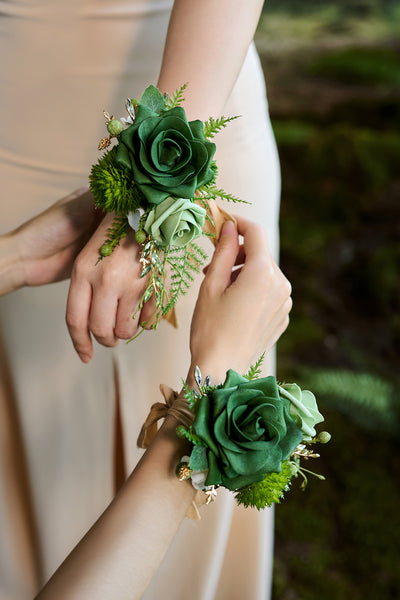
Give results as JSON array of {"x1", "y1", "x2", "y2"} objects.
[
  {"x1": 189, "y1": 216, "x2": 292, "y2": 384},
  {"x1": 0, "y1": 186, "x2": 101, "y2": 297},
  {"x1": 65, "y1": 212, "x2": 154, "y2": 363}
]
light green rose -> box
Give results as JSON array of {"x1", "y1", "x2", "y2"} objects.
[
  {"x1": 144, "y1": 196, "x2": 206, "y2": 247},
  {"x1": 278, "y1": 383, "x2": 324, "y2": 441}
]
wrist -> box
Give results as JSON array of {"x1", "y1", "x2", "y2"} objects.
[
  {"x1": 185, "y1": 360, "x2": 227, "y2": 390},
  {"x1": 0, "y1": 232, "x2": 25, "y2": 296}
]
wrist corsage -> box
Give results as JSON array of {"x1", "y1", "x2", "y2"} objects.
[
  {"x1": 137, "y1": 356, "x2": 330, "y2": 518},
  {"x1": 176, "y1": 358, "x2": 330, "y2": 512},
  {"x1": 90, "y1": 84, "x2": 243, "y2": 338}
]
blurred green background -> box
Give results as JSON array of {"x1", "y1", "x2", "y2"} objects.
[{"x1": 255, "y1": 1, "x2": 400, "y2": 598}]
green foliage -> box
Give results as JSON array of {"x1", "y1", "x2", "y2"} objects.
[
  {"x1": 197, "y1": 184, "x2": 248, "y2": 204},
  {"x1": 176, "y1": 425, "x2": 205, "y2": 447},
  {"x1": 243, "y1": 353, "x2": 266, "y2": 380},
  {"x1": 128, "y1": 239, "x2": 208, "y2": 340},
  {"x1": 139, "y1": 84, "x2": 167, "y2": 113},
  {"x1": 256, "y1": 22, "x2": 400, "y2": 597},
  {"x1": 235, "y1": 460, "x2": 294, "y2": 509},
  {"x1": 165, "y1": 83, "x2": 188, "y2": 109},
  {"x1": 163, "y1": 242, "x2": 208, "y2": 316},
  {"x1": 128, "y1": 238, "x2": 168, "y2": 338},
  {"x1": 300, "y1": 368, "x2": 398, "y2": 433},
  {"x1": 97, "y1": 215, "x2": 129, "y2": 263},
  {"x1": 181, "y1": 380, "x2": 199, "y2": 411},
  {"x1": 309, "y1": 47, "x2": 400, "y2": 86},
  {"x1": 203, "y1": 115, "x2": 240, "y2": 139},
  {"x1": 189, "y1": 444, "x2": 209, "y2": 471},
  {"x1": 89, "y1": 147, "x2": 141, "y2": 215}
]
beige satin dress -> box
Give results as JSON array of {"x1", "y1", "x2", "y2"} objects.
[{"x1": 0, "y1": 1, "x2": 281, "y2": 598}]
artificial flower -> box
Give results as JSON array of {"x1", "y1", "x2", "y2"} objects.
[
  {"x1": 193, "y1": 370, "x2": 303, "y2": 491},
  {"x1": 116, "y1": 105, "x2": 216, "y2": 205},
  {"x1": 144, "y1": 196, "x2": 206, "y2": 247},
  {"x1": 279, "y1": 383, "x2": 324, "y2": 441}
]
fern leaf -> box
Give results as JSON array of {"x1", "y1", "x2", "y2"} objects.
[
  {"x1": 165, "y1": 83, "x2": 188, "y2": 109},
  {"x1": 244, "y1": 353, "x2": 266, "y2": 380},
  {"x1": 97, "y1": 215, "x2": 129, "y2": 262},
  {"x1": 176, "y1": 425, "x2": 205, "y2": 447},
  {"x1": 203, "y1": 115, "x2": 240, "y2": 139},
  {"x1": 198, "y1": 185, "x2": 249, "y2": 204},
  {"x1": 181, "y1": 380, "x2": 199, "y2": 411},
  {"x1": 164, "y1": 242, "x2": 207, "y2": 315}
]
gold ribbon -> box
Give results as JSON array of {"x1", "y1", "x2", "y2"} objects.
[
  {"x1": 137, "y1": 384, "x2": 211, "y2": 520},
  {"x1": 137, "y1": 384, "x2": 194, "y2": 449},
  {"x1": 202, "y1": 198, "x2": 237, "y2": 247}
]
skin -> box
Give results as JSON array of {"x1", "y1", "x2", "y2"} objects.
[
  {"x1": 36, "y1": 217, "x2": 292, "y2": 600},
  {"x1": 0, "y1": 203, "x2": 291, "y2": 598},
  {"x1": 0, "y1": 187, "x2": 100, "y2": 297},
  {"x1": 65, "y1": 0, "x2": 266, "y2": 363}
]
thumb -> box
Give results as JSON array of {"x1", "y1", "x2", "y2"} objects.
[{"x1": 205, "y1": 221, "x2": 239, "y2": 293}]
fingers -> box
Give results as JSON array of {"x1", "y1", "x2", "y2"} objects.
[
  {"x1": 66, "y1": 277, "x2": 93, "y2": 363},
  {"x1": 235, "y1": 214, "x2": 270, "y2": 258},
  {"x1": 139, "y1": 293, "x2": 157, "y2": 330},
  {"x1": 89, "y1": 289, "x2": 120, "y2": 347},
  {"x1": 115, "y1": 295, "x2": 141, "y2": 339},
  {"x1": 203, "y1": 220, "x2": 239, "y2": 293}
]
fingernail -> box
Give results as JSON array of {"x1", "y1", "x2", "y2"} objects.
[
  {"x1": 79, "y1": 353, "x2": 91, "y2": 364},
  {"x1": 221, "y1": 221, "x2": 235, "y2": 236}
]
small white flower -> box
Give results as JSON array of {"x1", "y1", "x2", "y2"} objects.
[
  {"x1": 191, "y1": 469, "x2": 208, "y2": 490},
  {"x1": 127, "y1": 208, "x2": 144, "y2": 231}
]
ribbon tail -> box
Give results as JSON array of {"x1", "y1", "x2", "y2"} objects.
[
  {"x1": 202, "y1": 199, "x2": 237, "y2": 247},
  {"x1": 162, "y1": 305, "x2": 178, "y2": 328}
]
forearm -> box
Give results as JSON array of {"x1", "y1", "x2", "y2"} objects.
[
  {"x1": 0, "y1": 233, "x2": 24, "y2": 296},
  {"x1": 157, "y1": 0, "x2": 264, "y2": 119},
  {"x1": 37, "y1": 416, "x2": 195, "y2": 600}
]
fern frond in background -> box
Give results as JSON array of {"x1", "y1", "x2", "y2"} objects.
[{"x1": 299, "y1": 368, "x2": 398, "y2": 433}]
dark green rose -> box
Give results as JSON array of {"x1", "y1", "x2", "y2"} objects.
[
  {"x1": 193, "y1": 370, "x2": 303, "y2": 491},
  {"x1": 144, "y1": 196, "x2": 206, "y2": 247},
  {"x1": 115, "y1": 105, "x2": 216, "y2": 205}
]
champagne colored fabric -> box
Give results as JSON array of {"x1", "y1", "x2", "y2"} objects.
[{"x1": 0, "y1": 1, "x2": 280, "y2": 598}]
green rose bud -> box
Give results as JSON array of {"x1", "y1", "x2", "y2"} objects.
[
  {"x1": 144, "y1": 196, "x2": 206, "y2": 247},
  {"x1": 107, "y1": 119, "x2": 124, "y2": 136},
  {"x1": 193, "y1": 370, "x2": 303, "y2": 491},
  {"x1": 278, "y1": 383, "x2": 324, "y2": 442},
  {"x1": 115, "y1": 105, "x2": 216, "y2": 205}
]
